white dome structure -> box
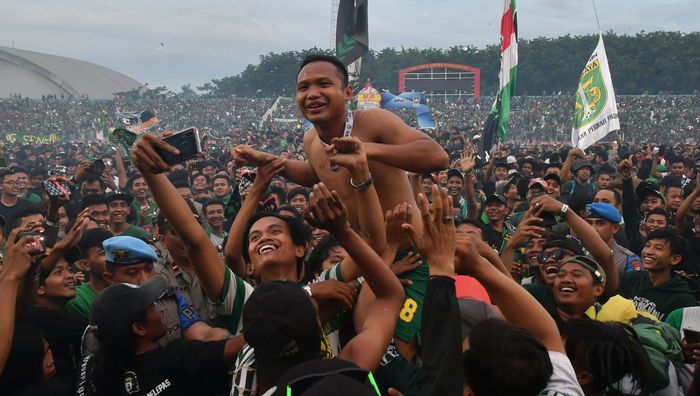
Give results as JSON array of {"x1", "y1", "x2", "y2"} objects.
[{"x1": 0, "y1": 46, "x2": 143, "y2": 99}]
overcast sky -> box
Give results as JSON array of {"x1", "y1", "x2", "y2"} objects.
[{"x1": 1, "y1": 0, "x2": 697, "y2": 91}]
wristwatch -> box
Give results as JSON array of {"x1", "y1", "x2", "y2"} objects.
[
  {"x1": 350, "y1": 173, "x2": 374, "y2": 192},
  {"x1": 44, "y1": 219, "x2": 59, "y2": 228},
  {"x1": 560, "y1": 204, "x2": 569, "y2": 216},
  {"x1": 302, "y1": 284, "x2": 312, "y2": 297}
]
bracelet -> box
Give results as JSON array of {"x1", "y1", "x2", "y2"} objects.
[
  {"x1": 350, "y1": 173, "x2": 374, "y2": 192},
  {"x1": 560, "y1": 204, "x2": 569, "y2": 216},
  {"x1": 302, "y1": 284, "x2": 312, "y2": 297}
]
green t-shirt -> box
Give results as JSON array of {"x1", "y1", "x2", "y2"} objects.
[
  {"x1": 22, "y1": 192, "x2": 42, "y2": 203},
  {"x1": 619, "y1": 271, "x2": 698, "y2": 321},
  {"x1": 66, "y1": 283, "x2": 97, "y2": 317},
  {"x1": 119, "y1": 224, "x2": 150, "y2": 241}
]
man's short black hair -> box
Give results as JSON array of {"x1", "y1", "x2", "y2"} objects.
[
  {"x1": 0, "y1": 168, "x2": 13, "y2": 182},
  {"x1": 645, "y1": 207, "x2": 669, "y2": 219},
  {"x1": 660, "y1": 176, "x2": 683, "y2": 190},
  {"x1": 597, "y1": 188, "x2": 622, "y2": 206},
  {"x1": 646, "y1": 228, "x2": 687, "y2": 259},
  {"x1": 298, "y1": 54, "x2": 349, "y2": 87},
  {"x1": 463, "y1": 318, "x2": 552, "y2": 396},
  {"x1": 212, "y1": 174, "x2": 231, "y2": 185},
  {"x1": 7, "y1": 205, "x2": 43, "y2": 231},
  {"x1": 11, "y1": 166, "x2": 29, "y2": 175},
  {"x1": 202, "y1": 198, "x2": 226, "y2": 214}
]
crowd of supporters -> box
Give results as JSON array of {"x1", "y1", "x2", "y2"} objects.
[{"x1": 1, "y1": 56, "x2": 700, "y2": 396}]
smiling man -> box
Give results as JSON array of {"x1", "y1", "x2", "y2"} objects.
[
  {"x1": 106, "y1": 191, "x2": 148, "y2": 241},
  {"x1": 203, "y1": 198, "x2": 228, "y2": 251},
  {"x1": 618, "y1": 228, "x2": 697, "y2": 320}
]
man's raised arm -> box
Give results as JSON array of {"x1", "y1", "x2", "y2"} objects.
[{"x1": 231, "y1": 144, "x2": 319, "y2": 187}]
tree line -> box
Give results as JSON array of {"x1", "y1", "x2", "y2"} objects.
[{"x1": 119, "y1": 31, "x2": 699, "y2": 99}]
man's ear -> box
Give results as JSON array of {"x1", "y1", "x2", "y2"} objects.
[
  {"x1": 74, "y1": 259, "x2": 90, "y2": 272},
  {"x1": 670, "y1": 254, "x2": 683, "y2": 266},
  {"x1": 131, "y1": 322, "x2": 147, "y2": 336},
  {"x1": 593, "y1": 283, "x2": 605, "y2": 298}
]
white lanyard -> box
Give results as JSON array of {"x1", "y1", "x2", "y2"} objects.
[{"x1": 325, "y1": 110, "x2": 353, "y2": 171}]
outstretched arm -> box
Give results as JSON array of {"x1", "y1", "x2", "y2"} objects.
[
  {"x1": 532, "y1": 195, "x2": 618, "y2": 294},
  {"x1": 231, "y1": 144, "x2": 319, "y2": 187},
  {"x1": 306, "y1": 183, "x2": 404, "y2": 371},
  {"x1": 360, "y1": 110, "x2": 449, "y2": 173},
  {"x1": 133, "y1": 134, "x2": 228, "y2": 301}
]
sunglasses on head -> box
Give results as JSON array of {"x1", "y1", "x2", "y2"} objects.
[
  {"x1": 538, "y1": 248, "x2": 568, "y2": 263},
  {"x1": 285, "y1": 367, "x2": 380, "y2": 395}
]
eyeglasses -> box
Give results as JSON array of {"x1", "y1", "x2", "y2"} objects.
[
  {"x1": 285, "y1": 367, "x2": 381, "y2": 395},
  {"x1": 537, "y1": 248, "x2": 568, "y2": 263},
  {"x1": 3, "y1": 180, "x2": 19, "y2": 186}
]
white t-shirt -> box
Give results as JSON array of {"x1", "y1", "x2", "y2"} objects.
[{"x1": 539, "y1": 351, "x2": 585, "y2": 396}]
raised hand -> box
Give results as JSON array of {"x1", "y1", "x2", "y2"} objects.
[
  {"x1": 402, "y1": 184, "x2": 455, "y2": 277},
  {"x1": 326, "y1": 137, "x2": 369, "y2": 178},
  {"x1": 618, "y1": 155, "x2": 633, "y2": 179},
  {"x1": 305, "y1": 183, "x2": 351, "y2": 237},
  {"x1": 231, "y1": 145, "x2": 273, "y2": 167},
  {"x1": 308, "y1": 279, "x2": 359, "y2": 310},
  {"x1": 460, "y1": 148, "x2": 476, "y2": 174},
  {"x1": 385, "y1": 203, "x2": 412, "y2": 249},
  {"x1": 132, "y1": 133, "x2": 180, "y2": 174},
  {"x1": 506, "y1": 213, "x2": 546, "y2": 249},
  {"x1": 252, "y1": 157, "x2": 286, "y2": 192},
  {"x1": 531, "y1": 195, "x2": 565, "y2": 218},
  {"x1": 0, "y1": 228, "x2": 35, "y2": 282},
  {"x1": 54, "y1": 209, "x2": 90, "y2": 251}
]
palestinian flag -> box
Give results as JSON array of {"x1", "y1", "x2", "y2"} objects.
[{"x1": 490, "y1": 0, "x2": 518, "y2": 142}]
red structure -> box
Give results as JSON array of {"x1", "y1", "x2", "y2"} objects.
[{"x1": 399, "y1": 63, "x2": 480, "y2": 100}]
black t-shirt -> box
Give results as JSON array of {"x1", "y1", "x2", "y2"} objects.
[
  {"x1": 0, "y1": 198, "x2": 32, "y2": 226},
  {"x1": 22, "y1": 307, "x2": 88, "y2": 384},
  {"x1": 481, "y1": 221, "x2": 504, "y2": 251},
  {"x1": 78, "y1": 339, "x2": 228, "y2": 396}
]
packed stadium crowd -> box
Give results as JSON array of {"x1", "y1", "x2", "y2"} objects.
[
  {"x1": 2, "y1": 54, "x2": 700, "y2": 396},
  {"x1": 2, "y1": 91, "x2": 699, "y2": 144}
]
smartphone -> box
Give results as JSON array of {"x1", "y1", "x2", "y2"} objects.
[
  {"x1": 155, "y1": 127, "x2": 202, "y2": 165},
  {"x1": 90, "y1": 159, "x2": 105, "y2": 175},
  {"x1": 42, "y1": 180, "x2": 72, "y2": 198},
  {"x1": 16, "y1": 231, "x2": 46, "y2": 256},
  {"x1": 684, "y1": 328, "x2": 700, "y2": 343}
]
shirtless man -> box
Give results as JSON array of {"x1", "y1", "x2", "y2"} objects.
[{"x1": 233, "y1": 54, "x2": 448, "y2": 360}]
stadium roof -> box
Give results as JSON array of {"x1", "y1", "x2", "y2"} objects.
[{"x1": 0, "y1": 46, "x2": 143, "y2": 99}]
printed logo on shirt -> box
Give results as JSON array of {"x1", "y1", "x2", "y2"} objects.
[
  {"x1": 124, "y1": 371, "x2": 140, "y2": 395},
  {"x1": 632, "y1": 296, "x2": 663, "y2": 320},
  {"x1": 147, "y1": 379, "x2": 172, "y2": 396}
]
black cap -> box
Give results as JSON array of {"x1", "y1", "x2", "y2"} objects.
[
  {"x1": 243, "y1": 281, "x2": 321, "y2": 364},
  {"x1": 89, "y1": 275, "x2": 168, "y2": 342},
  {"x1": 446, "y1": 168, "x2": 463, "y2": 181},
  {"x1": 543, "y1": 173, "x2": 561, "y2": 185},
  {"x1": 275, "y1": 359, "x2": 378, "y2": 396},
  {"x1": 572, "y1": 159, "x2": 594, "y2": 173},
  {"x1": 105, "y1": 191, "x2": 134, "y2": 206},
  {"x1": 485, "y1": 193, "x2": 507, "y2": 205},
  {"x1": 635, "y1": 182, "x2": 664, "y2": 201}
]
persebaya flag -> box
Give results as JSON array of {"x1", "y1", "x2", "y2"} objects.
[
  {"x1": 336, "y1": 0, "x2": 368, "y2": 89},
  {"x1": 490, "y1": 0, "x2": 518, "y2": 142},
  {"x1": 571, "y1": 34, "x2": 620, "y2": 150}
]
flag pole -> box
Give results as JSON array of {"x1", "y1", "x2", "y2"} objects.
[{"x1": 590, "y1": 0, "x2": 602, "y2": 34}]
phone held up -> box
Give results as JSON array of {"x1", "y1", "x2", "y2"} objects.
[
  {"x1": 154, "y1": 127, "x2": 202, "y2": 166},
  {"x1": 42, "y1": 179, "x2": 72, "y2": 198}
]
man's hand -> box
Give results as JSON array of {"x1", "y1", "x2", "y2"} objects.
[
  {"x1": 459, "y1": 149, "x2": 476, "y2": 174},
  {"x1": 568, "y1": 148, "x2": 585, "y2": 159},
  {"x1": 231, "y1": 145, "x2": 273, "y2": 167},
  {"x1": 506, "y1": 214, "x2": 546, "y2": 250},
  {"x1": 385, "y1": 203, "x2": 412, "y2": 249},
  {"x1": 681, "y1": 338, "x2": 700, "y2": 364},
  {"x1": 252, "y1": 157, "x2": 286, "y2": 193},
  {"x1": 454, "y1": 233, "x2": 482, "y2": 276},
  {"x1": 618, "y1": 155, "x2": 633, "y2": 179},
  {"x1": 531, "y1": 195, "x2": 565, "y2": 218},
  {"x1": 132, "y1": 133, "x2": 180, "y2": 174},
  {"x1": 0, "y1": 228, "x2": 35, "y2": 282},
  {"x1": 73, "y1": 160, "x2": 91, "y2": 184},
  {"x1": 305, "y1": 183, "x2": 351, "y2": 237},
  {"x1": 53, "y1": 209, "x2": 89, "y2": 252},
  {"x1": 402, "y1": 184, "x2": 455, "y2": 276},
  {"x1": 309, "y1": 279, "x2": 358, "y2": 310},
  {"x1": 101, "y1": 169, "x2": 118, "y2": 191},
  {"x1": 326, "y1": 137, "x2": 369, "y2": 179},
  {"x1": 390, "y1": 252, "x2": 422, "y2": 286}
]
